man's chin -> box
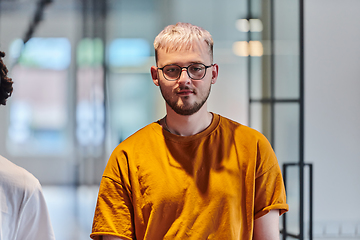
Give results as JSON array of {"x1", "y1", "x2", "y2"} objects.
[{"x1": 171, "y1": 103, "x2": 202, "y2": 116}]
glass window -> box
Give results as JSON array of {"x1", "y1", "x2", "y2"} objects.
[{"x1": 7, "y1": 38, "x2": 71, "y2": 156}]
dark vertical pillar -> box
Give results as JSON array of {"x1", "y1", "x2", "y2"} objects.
[
  {"x1": 270, "y1": 0, "x2": 275, "y2": 147},
  {"x1": 299, "y1": 0, "x2": 305, "y2": 239},
  {"x1": 247, "y1": 0, "x2": 252, "y2": 126}
]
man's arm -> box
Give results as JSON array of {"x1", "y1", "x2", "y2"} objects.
[{"x1": 253, "y1": 210, "x2": 280, "y2": 240}]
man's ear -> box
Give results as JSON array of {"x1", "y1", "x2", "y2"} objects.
[
  {"x1": 211, "y1": 63, "x2": 219, "y2": 84},
  {"x1": 150, "y1": 66, "x2": 159, "y2": 86}
]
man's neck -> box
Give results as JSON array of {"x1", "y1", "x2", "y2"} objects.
[{"x1": 163, "y1": 106, "x2": 213, "y2": 136}]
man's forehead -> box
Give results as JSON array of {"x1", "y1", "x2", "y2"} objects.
[{"x1": 155, "y1": 40, "x2": 212, "y2": 67}]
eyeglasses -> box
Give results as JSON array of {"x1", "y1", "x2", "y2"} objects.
[{"x1": 158, "y1": 63, "x2": 213, "y2": 81}]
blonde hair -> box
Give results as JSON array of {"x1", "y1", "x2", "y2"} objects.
[{"x1": 154, "y1": 22, "x2": 214, "y2": 63}]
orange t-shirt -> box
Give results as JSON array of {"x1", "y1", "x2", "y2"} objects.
[{"x1": 91, "y1": 114, "x2": 288, "y2": 240}]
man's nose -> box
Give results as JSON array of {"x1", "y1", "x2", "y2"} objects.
[{"x1": 177, "y1": 68, "x2": 191, "y2": 83}]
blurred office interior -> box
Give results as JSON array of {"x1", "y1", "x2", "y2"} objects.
[{"x1": 0, "y1": 0, "x2": 359, "y2": 239}]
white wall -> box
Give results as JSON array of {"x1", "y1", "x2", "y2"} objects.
[{"x1": 305, "y1": 0, "x2": 360, "y2": 237}]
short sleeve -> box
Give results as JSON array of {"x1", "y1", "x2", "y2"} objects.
[
  {"x1": 254, "y1": 163, "x2": 289, "y2": 219},
  {"x1": 91, "y1": 176, "x2": 134, "y2": 240},
  {"x1": 252, "y1": 133, "x2": 289, "y2": 219}
]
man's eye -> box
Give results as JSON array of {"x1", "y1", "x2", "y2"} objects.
[
  {"x1": 190, "y1": 66, "x2": 204, "y2": 72},
  {"x1": 166, "y1": 68, "x2": 177, "y2": 72}
]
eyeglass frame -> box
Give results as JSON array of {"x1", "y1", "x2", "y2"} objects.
[{"x1": 157, "y1": 63, "x2": 214, "y2": 81}]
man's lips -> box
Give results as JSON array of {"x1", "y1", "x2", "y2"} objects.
[{"x1": 177, "y1": 90, "x2": 194, "y2": 95}]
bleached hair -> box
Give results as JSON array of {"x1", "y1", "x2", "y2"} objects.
[{"x1": 154, "y1": 22, "x2": 214, "y2": 63}]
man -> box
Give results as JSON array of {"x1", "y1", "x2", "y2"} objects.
[
  {"x1": 91, "y1": 22, "x2": 288, "y2": 240},
  {"x1": 0, "y1": 51, "x2": 56, "y2": 240}
]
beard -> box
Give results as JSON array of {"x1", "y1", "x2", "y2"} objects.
[{"x1": 159, "y1": 84, "x2": 212, "y2": 116}]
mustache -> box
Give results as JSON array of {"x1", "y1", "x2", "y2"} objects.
[{"x1": 175, "y1": 86, "x2": 195, "y2": 93}]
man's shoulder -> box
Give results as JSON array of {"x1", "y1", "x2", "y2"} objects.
[
  {"x1": 0, "y1": 155, "x2": 41, "y2": 193},
  {"x1": 218, "y1": 115, "x2": 258, "y2": 133},
  {"x1": 126, "y1": 122, "x2": 160, "y2": 141},
  {"x1": 113, "y1": 122, "x2": 161, "y2": 150},
  {"x1": 217, "y1": 114, "x2": 269, "y2": 141}
]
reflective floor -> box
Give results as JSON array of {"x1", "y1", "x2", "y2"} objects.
[{"x1": 42, "y1": 185, "x2": 99, "y2": 240}]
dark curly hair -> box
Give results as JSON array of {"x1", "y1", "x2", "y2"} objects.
[{"x1": 0, "y1": 51, "x2": 13, "y2": 105}]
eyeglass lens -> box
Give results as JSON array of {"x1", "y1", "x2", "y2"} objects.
[{"x1": 162, "y1": 63, "x2": 207, "y2": 80}]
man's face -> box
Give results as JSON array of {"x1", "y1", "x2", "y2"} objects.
[{"x1": 151, "y1": 42, "x2": 218, "y2": 116}]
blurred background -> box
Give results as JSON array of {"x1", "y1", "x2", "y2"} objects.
[{"x1": 0, "y1": 0, "x2": 359, "y2": 239}]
